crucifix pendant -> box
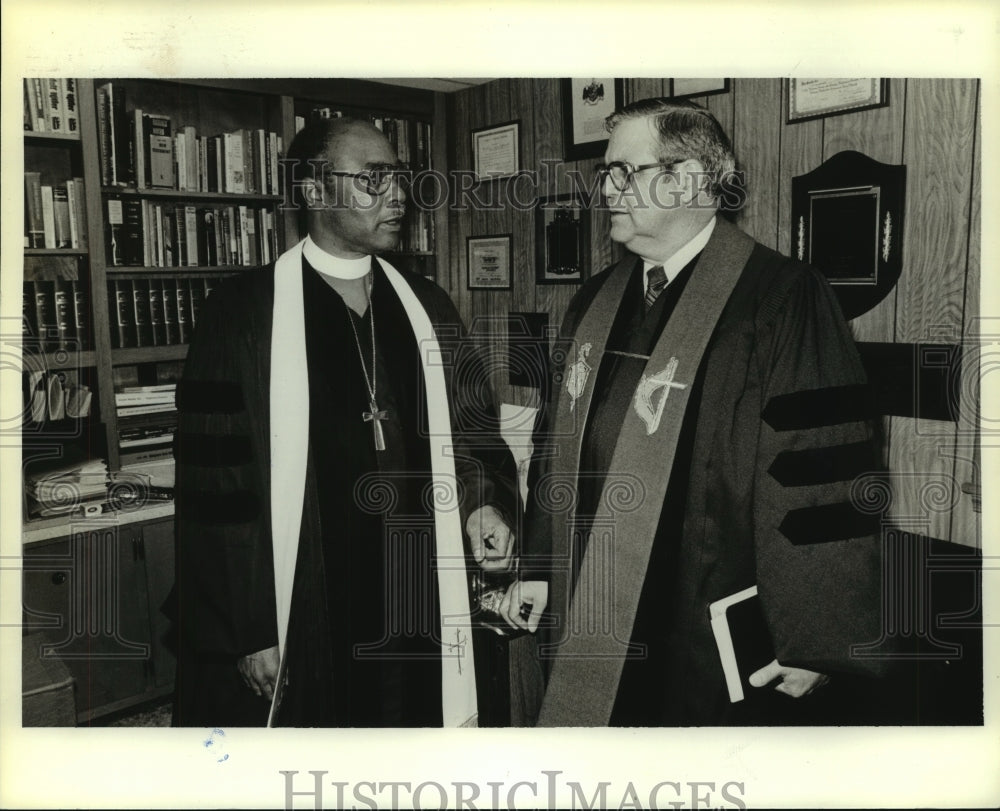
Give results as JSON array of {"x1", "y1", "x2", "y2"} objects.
[{"x1": 363, "y1": 397, "x2": 388, "y2": 451}]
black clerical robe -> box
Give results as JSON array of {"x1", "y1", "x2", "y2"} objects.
[
  {"x1": 171, "y1": 256, "x2": 518, "y2": 727},
  {"x1": 524, "y1": 218, "x2": 888, "y2": 726}
]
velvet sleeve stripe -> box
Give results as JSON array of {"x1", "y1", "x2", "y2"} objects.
[
  {"x1": 176, "y1": 488, "x2": 262, "y2": 525},
  {"x1": 762, "y1": 384, "x2": 873, "y2": 431},
  {"x1": 175, "y1": 433, "x2": 254, "y2": 467},
  {"x1": 779, "y1": 502, "x2": 882, "y2": 545},
  {"x1": 176, "y1": 380, "x2": 245, "y2": 414},
  {"x1": 767, "y1": 441, "x2": 875, "y2": 487}
]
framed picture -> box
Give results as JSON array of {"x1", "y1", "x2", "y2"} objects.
[
  {"x1": 472, "y1": 121, "x2": 520, "y2": 181},
  {"x1": 467, "y1": 234, "x2": 513, "y2": 290},
  {"x1": 787, "y1": 79, "x2": 889, "y2": 123},
  {"x1": 562, "y1": 79, "x2": 624, "y2": 161},
  {"x1": 535, "y1": 193, "x2": 590, "y2": 285},
  {"x1": 670, "y1": 78, "x2": 730, "y2": 99}
]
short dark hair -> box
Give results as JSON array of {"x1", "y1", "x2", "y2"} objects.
[
  {"x1": 605, "y1": 97, "x2": 741, "y2": 205},
  {"x1": 285, "y1": 117, "x2": 379, "y2": 208}
]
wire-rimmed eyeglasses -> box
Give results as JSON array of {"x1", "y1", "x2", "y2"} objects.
[
  {"x1": 597, "y1": 159, "x2": 685, "y2": 191},
  {"x1": 324, "y1": 163, "x2": 411, "y2": 196}
]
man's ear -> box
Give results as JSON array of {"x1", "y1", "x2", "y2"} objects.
[
  {"x1": 302, "y1": 177, "x2": 325, "y2": 209},
  {"x1": 676, "y1": 158, "x2": 712, "y2": 207}
]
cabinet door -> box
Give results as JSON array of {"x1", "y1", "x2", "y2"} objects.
[
  {"x1": 140, "y1": 519, "x2": 176, "y2": 688},
  {"x1": 23, "y1": 525, "x2": 152, "y2": 721}
]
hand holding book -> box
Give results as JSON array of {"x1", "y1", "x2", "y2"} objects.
[{"x1": 749, "y1": 659, "x2": 830, "y2": 698}]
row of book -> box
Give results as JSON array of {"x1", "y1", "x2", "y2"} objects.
[
  {"x1": 106, "y1": 197, "x2": 279, "y2": 268},
  {"x1": 24, "y1": 369, "x2": 93, "y2": 426},
  {"x1": 297, "y1": 107, "x2": 434, "y2": 170},
  {"x1": 97, "y1": 82, "x2": 284, "y2": 194},
  {"x1": 23, "y1": 279, "x2": 90, "y2": 351},
  {"x1": 23, "y1": 79, "x2": 79, "y2": 135},
  {"x1": 108, "y1": 277, "x2": 215, "y2": 349},
  {"x1": 116, "y1": 384, "x2": 177, "y2": 469},
  {"x1": 24, "y1": 173, "x2": 89, "y2": 250}
]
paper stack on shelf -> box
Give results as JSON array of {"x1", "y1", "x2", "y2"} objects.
[{"x1": 24, "y1": 456, "x2": 109, "y2": 518}]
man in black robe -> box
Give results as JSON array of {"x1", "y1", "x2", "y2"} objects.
[
  {"x1": 504, "y1": 98, "x2": 890, "y2": 725},
  {"x1": 171, "y1": 118, "x2": 519, "y2": 727}
]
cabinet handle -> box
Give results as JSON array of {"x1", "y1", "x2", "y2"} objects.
[{"x1": 51, "y1": 572, "x2": 67, "y2": 586}]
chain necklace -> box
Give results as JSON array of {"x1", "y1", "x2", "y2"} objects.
[{"x1": 343, "y1": 274, "x2": 387, "y2": 451}]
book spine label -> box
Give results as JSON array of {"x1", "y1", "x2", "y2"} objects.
[{"x1": 43, "y1": 78, "x2": 63, "y2": 132}]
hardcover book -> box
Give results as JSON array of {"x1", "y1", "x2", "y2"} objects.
[{"x1": 708, "y1": 585, "x2": 776, "y2": 703}]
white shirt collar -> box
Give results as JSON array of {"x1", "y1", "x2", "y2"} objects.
[
  {"x1": 641, "y1": 216, "x2": 716, "y2": 293},
  {"x1": 302, "y1": 234, "x2": 372, "y2": 280}
]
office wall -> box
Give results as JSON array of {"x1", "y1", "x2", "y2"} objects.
[{"x1": 443, "y1": 78, "x2": 981, "y2": 547}]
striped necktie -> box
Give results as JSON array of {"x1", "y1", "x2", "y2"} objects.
[{"x1": 644, "y1": 265, "x2": 668, "y2": 311}]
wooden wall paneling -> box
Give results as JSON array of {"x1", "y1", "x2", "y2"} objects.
[
  {"x1": 950, "y1": 84, "x2": 982, "y2": 547},
  {"x1": 704, "y1": 89, "x2": 735, "y2": 148},
  {"x1": 625, "y1": 79, "x2": 667, "y2": 104},
  {"x1": 732, "y1": 79, "x2": 782, "y2": 250},
  {"x1": 776, "y1": 115, "x2": 823, "y2": 259},
  {"x1": 510, "y1": 79, "x2": 538, "y2": 315},
  {"x1": 477, "y1": 81, "x2": 515, "y2": 399},
  {"x1": 888, "y1": 79, "x2": 978, "y2": 541},
  {"x1": 823, "y1": 78, "x2": 907, "y2": 345}
]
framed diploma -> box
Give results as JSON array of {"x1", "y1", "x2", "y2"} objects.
[
  {"x1": 670, "y1": 78, "x2": 730, "y2": 99},
  {"x1": 787, "y1": 79, "x2": 889, "y2": 123},
  {"x1": 562, "y1": 78, "x2": 624, "y2": 161},
  {"x1": 472, "y1": 121, "x2": 520, "y2": 181},
  {"x1": 467, "y1": 234, "x2": 513, "y2": 290}
]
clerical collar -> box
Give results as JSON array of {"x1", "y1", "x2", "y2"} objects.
[
  {"x1": 641, "y1": 216, "x2": 716, "y2": 293},
  {"x1": 303, "y1": 235, "x2": 372, "y2": 279}
]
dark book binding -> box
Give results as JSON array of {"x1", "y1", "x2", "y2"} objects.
[{"x1": 708, "y1": 585, "x2": 776, "y2": 703}]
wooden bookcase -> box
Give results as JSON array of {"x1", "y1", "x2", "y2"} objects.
[{"x1": 21, "y1": 77, "x2": 449, "y2": 723}]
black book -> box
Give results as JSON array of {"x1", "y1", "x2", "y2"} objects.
[
  {"x1": 112, "y1": 279, "x2": 135, "y2": 348},
  {"x1": 71, "y1": 280, "x2": 89, "y2": 349},
  {"x1": 175, "y1": 279, "x2": 190, "y2": 344},
  {"x1": 132, "y1": 278, "x2": 152, "y2": 347},
  {"x1": 708, "y1": 585, "x2": 776, "y2": 703},
  {"x1": 33, "y1": 280, "x2": 56, "y2": 351},
  {"x1": 120, "y1": 197, "x2": 145, "y2": 266},
  {"x1": 148, "y1": 281, "x2": 165, "y2": 346},
  {"x1": 53, "y1": 279, "x2": 75, "y2": 349},
  {"x1": 161, "y1": 279, "x2": 178, "y2": 345}
]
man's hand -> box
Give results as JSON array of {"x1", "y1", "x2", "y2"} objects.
[
  {"x1": 466, "y1": 505, "x2": 515, "y2": 571},
  {"x1": 499, "y1": 579, "x2": 548, "y2": 633},
  {"x1": 237, "y1": 645, "x2": 280, "y2": 701},
  {"x1": 749, "y1": 659, "x2": 830, "y2": 698}
]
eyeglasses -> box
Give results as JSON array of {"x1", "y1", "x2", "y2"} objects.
[
  {"x1": 597, "y1": 159, "x2": 685, "y2": 191},
  {"x1": 323, "y1": 163, "x2": 411, "y2": 196}
]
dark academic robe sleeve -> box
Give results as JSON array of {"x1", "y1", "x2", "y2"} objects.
[
  {"x1": 750, "y1": 264, "x2": 886, "y2": 678},
  {"x1": 173, "y1": 272, "x2": 278, "y2": 660}
]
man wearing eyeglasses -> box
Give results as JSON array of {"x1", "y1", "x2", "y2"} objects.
[
  {"x1": 506, "y1": 98, "x2": 887, "y2": 726},
  {"x1": 171, "y1": 118, "x2": 520, "y2": 727}
]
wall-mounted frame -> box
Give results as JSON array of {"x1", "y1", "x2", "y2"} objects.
[
  {"x1": 467, "y1": 234, "x2": 513, "y2": 290},
  {"x1": 562, "y1": 79, "x2": 624, "y2": 162},
  {"x1": 791, "y1": 149, "x2": 906, "y2": 320},
  {"x1": 535, "y1": 193, "x2": 590, "y2": 285},
  {"x1": 472, "y1": 121, "x2": 520, "y2": 181},
  {"x1": 670, "y1": 78, "x2": 730, "y2": 99},
  {"x1": 786, "y1": 79, "x2": 889, "y2": 123}
]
